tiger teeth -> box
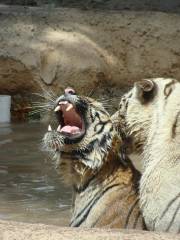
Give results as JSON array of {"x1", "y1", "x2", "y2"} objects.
[
  {"x1": 59, "y1": 101, "x2": 68, "y2": 105},
  {"x1": 57, "y1": 125, "x2": 61, "y2": 132},
  {"x1": 48, "y1": 125, "x2": 52, "y2": 131},
  {"x1": 66, "y1": 104, "x2": 73, "y2": 112},
  {"x1": 54, "y1": 105, "x2": 61, "y2": 112}
]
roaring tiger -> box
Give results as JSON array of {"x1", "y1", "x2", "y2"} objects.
[
  {"x1": 43, "y1": 87, "x2": 145, "y2": 229},
  {"x1": 113, "y1": 78, "x2": 180, "y2": 233}
]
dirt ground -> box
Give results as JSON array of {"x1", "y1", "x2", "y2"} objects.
[{"x1": 0, "y1": 220, "x2": 179, "y2": 240}]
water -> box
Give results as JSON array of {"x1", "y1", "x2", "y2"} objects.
[{"x1": 0, "y1": 122, "x2": 72, "y2": 226}]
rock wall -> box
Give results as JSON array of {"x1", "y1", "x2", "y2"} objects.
[
  {"x1": 0, "y1": 5, "x2": 180, "y2": 118},
  {"x1": 2, "y1": 0, "x2": 180, "y2": 13}
]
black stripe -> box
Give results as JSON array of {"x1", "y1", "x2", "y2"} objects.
[
  {"x1": 160, "y1": 192, "x2": 180, "y2": 220},
  {"x1": 152, "y1": 219, "x2": 156, "y2": 231},
  {"x1": 172, "y1": 111, "x2": 180, "y2": 139},
  {"x1": 90, "y1": 108, "x2": 95, "y2": 122},
  {"x1": 93, "y1": 122, "x2": 111, "y2": 138},
  {"x1": 94, "y1": 112, "x2": 111, "y2": 125},
  {"x1": 164, "y1": 87, "x2": 172, "y2": 99},
  {"x1": 129, "y1": 93, "x2": 133, "y2": 98},
  {"x1": 178, "y1": 224, "x2": 180, "y2": 233},
  {"x1": 94, "y1": 112, "x2": 101, "y2": 121},
  {"x1": 164, "y1": 79, "x2": 175, "y2": 99},
  {"x1": 132, "y1": 210, "x2": 142, "y2": 229},
  {"x1": 70, "y1": 197, "x2": 95, "y2": 227},
  {"x1": 109, "y1": 125, "x2": 113, "y2": 132},
  {"x1": 98, "y1": 109, "x2": 109, "y2": 115},
  {"x1": 99, "y1": 133, "x2": 111, "y2": 148},
  {"x1": 70, "y1": 184, "x2": 120, "y2": 227},
  {"x1": 166, "y1": 201, "x2": 180, "y2": 232},
  {"x1": 124, "y1": 198, "x2": 139, "y2": 228},
  {"x1": 94, "y1": 119, "x2": 111, "y2": 131},
  {"x1": 94, "y1": 123, "x2": 105, "y2": 134},
  {"x1": 125, "y1": 100, "x2": 129, "y2": 109},
  {"x1": 72, "y1": 139, "x2": 98, "y2": 156},
  {"x1": 73, "y1": 174, "x2": 97, "y2": 193},
  {"x1": 83, "y1": 139, "x2": 98, "y2": 154}
]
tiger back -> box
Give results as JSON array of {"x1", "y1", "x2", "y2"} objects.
[{"x1": 43, "y1": 87, "x2": 145, "y2": 229}]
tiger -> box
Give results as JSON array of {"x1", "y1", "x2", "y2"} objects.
[
  {"x1": 42, "y1": 87, "x2": 145, "y2": 229},
  {"x1": 112, "y1": 78, "x2": 180, "y2": 233}
]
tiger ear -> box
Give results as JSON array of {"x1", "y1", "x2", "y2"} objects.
[{"x1": 135, "y1": 79, "x2": 155, "y2": 103}]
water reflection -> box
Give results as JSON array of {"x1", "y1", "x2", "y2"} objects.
[{"x1": 0, "y1": 123, "x2": 71, "y2": 225}]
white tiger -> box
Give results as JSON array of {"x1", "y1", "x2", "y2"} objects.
[{"x1": 113, "y1": 78, "x2": 180, "y2": 233}]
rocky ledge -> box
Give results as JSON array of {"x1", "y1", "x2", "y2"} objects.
[
  {"x1": 0, "y1": 220, "x2": 179, "y2": 240},
  {"x1": 0, "y1": 5, "x2": 180, "y2": 119}
]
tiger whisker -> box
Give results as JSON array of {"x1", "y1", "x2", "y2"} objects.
[
  {"x1": 31, "y1": 106, "x2": 53, "y2": 110},
  {"x1": 29, "y1": 109, "x2": 48, "y2": 115},
  {"x1": 32, "y1": 101, "x2": 54, "y2": 105},
  {"x1": 32, "y1": 103, "x2": 53, "y2": 107},
  {"x1": 43, "y1": 91, "x2": 57, "y2": 103},
  {"x1": 37, "y1": 83, "x2": 57, "y2": 100},
  {"x1": 32, "y1": 93, "x2": 55, "y2": 102},
  {"x1": 88, "y1": 88, "x2": 96, "y2": 97},
  {"x1": 102, "y1": 104, "x2": 114, "y2": 107},
  {"x1": 31, "y1": 105, "x2": 53, "y2": 109},
  {"x1": 97, "y1": 97, "x2": 122, "y2": 102},
  {"x1": 42, "y1": 86, "x2": 56, "y2": 98}
]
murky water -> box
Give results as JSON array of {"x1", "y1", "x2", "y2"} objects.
[{"x1": 0, "y1": 122, "x2": 72, "y2": 226}]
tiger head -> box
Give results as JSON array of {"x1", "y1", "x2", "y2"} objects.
[
  {"x1": 43, "y1": 88, "x2": 121, "y2": 187},
  {"x1": 113, "y1": 78, "x2": 179, "y2": 154}
]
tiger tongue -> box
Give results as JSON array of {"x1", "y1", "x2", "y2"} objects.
[{"x1": 60, "y1": 126, "x2": 81, "y2": 134}]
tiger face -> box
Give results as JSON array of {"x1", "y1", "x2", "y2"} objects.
[
  {"x1": 115, "y1": 78, "x2": 179, "y2": 154},
  {"x1": 43, "y1": 87, "x2": 115, "y2": 171},
  {"x1": 42, "y1": 88, "x2": 145, "y2": 229}
]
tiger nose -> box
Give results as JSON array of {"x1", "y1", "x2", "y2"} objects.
[{"x1": 64, "y1": 87, "x2": 76, "y2": 95}]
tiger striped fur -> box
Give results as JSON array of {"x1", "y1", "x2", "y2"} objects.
[
  {"x1": 43, "y1": 88, "x2": 145, "y2": 229},
  {"x1": 113, "y1": 78, "x2": 180, "y2": 233}
]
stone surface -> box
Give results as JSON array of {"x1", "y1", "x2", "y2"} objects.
[
  {"x1": 0, "y1": 220, "x2": 179, "y2": 240},
  {"x1": 2, "y1": 0, "x2": 180, "y2": 13},
  {"x1": 0, "y1": 5, "x2": 180, "y2": 117}
]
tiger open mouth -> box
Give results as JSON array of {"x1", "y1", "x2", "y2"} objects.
[{"x1": 52, "y1": 100, "x2": 86, "y2": 140}]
